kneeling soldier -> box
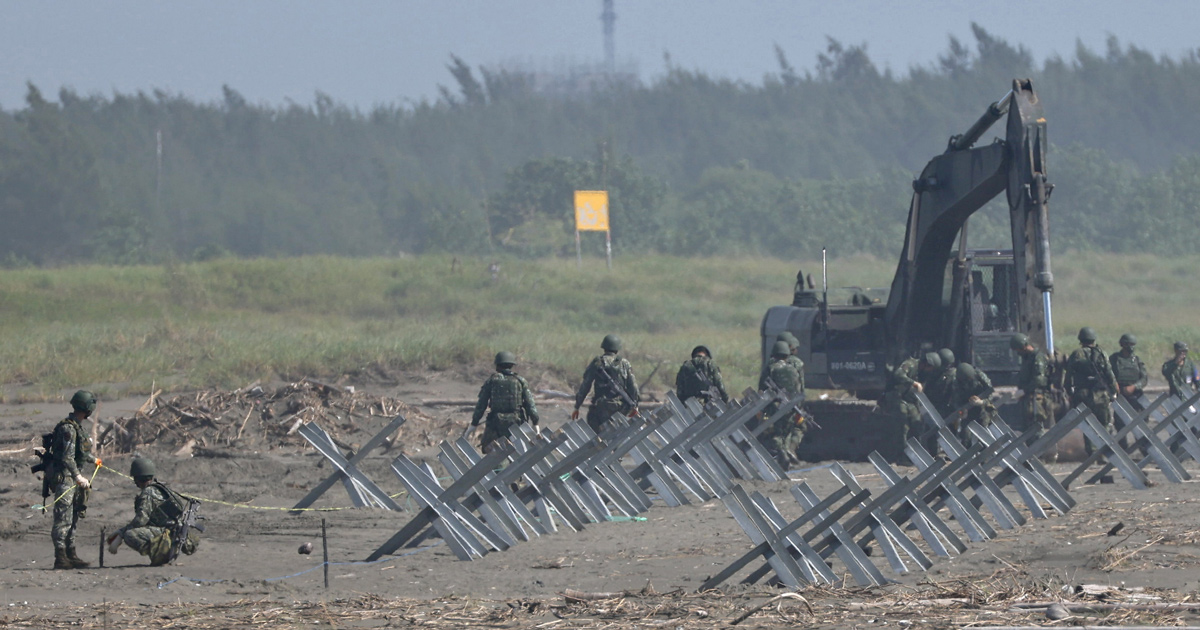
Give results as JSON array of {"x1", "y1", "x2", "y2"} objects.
[
  {"x1": 464, "y1": 351, "x2": 540, "y2": 452},
  {"x1": 107, "y1": 457, "x2": 200, "y2": 566}
]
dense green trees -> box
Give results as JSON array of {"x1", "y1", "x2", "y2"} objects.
[{"x1": 2, "y1": 26, "x2": 1200, "y2": 265}]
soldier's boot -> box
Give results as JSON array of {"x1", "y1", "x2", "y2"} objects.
[
  {"x1": 66, "y1": 547, "x2": 90, "y2": 568},
  {"x1": 53, "y1": 548, "x2": 73, "y2": 570}
]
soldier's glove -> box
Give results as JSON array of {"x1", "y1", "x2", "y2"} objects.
[
  {"x1": 571, "y1": 409, "x2": 580, "y2": 421},
  {"x1": 107, "y1": 529, "x2": 125, "y2": 554},
  {"x1": 74, "y1": 474, "x2": 90, "y2": 489},
  {"x1": 460, "y1": 424, "x2": 475, "y2": 439}
]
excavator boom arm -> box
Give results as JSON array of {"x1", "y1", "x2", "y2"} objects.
[{"x1": 884, "y1": 79, "x2": 1053, "y2": 362}]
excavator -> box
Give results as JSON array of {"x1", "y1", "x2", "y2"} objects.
[{"x1": 760, "y1": 79, "x2": 1055, "y2": 460}]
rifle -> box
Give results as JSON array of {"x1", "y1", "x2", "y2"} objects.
[
  {"x1": 693, "y1": 366, "x2": 724, "y2": 404},
  {"x1": 595, "y1": 361, "x2": 639, "y2": 416},
  {"x1": 166, "y1": 494, "x2": 205, "y2": 565},
  {"x1": 30, "y1": 433, "x2": 54, "y2": 512}
]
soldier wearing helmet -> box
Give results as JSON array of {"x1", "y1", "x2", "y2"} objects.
[
  {"x1": 952, "y1": 362, "x2": 998, "y2": 438},
  {"x1": 464, "y1": 351, "x2": 541, "y2": 452},
  {"x1": 1065, "y1": 327, "x2": 1118, "y2": 456},
  {"x1": 923, "y1": 348, "x2": 958, "y2": 419},
  {"x1": 675, "y1": 345, "x2": 730, "y2": 406},
  {"x1": 573, "y1": 335, "x2": 639, "y2": 434},
  {"x1": 1163, "y1": 341, "x2": 1199, "y2": 399},
  {"x1": 758, "y1": 332, "x2": 804, "y2": 391},
  {"x1": 878, "y1": 346, "x2": 928, "y2": 458},
  {"x1": 48, "y1": 390, "x2": 99, "y2": 569},
  {"x1": 107, "y1": 457, "x2": 201, "y2": 566},
  {"x1": 760, "y1": 340, "x2": 805, "y2": 468},
  {"x1": 1012, "y1": 333, "x2": 1055, "y2": 454},
  {"x1": 1109, "y1": 333, "x2": 1148, "y2": 409}
]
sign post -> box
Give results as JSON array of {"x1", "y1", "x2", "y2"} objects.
[{"x1": 574, "y1": 190, "x2": 610, "y2": 270}]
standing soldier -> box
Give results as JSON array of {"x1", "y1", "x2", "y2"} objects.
[
  {"x1": 1013, "y1": 333, "x2": 1055, "y2": 447},
  {"x1": 880, "y1": 351, "x2": 931, "y2": 453},
  {"x1": 1065, "y1": 327, "x2": 1118, "y2": 455},
  {"x1": 952, "y1": 363, "x2": 998, "y2": 440},
  {"x1": 464, "y1": 352, "x2": 541, "y2": 452},
  {"x1": 675, "y1": 345, "x2": 730, "y2": 406},
  {"x1": 1162, "y1": 341, "x2": 1199, "y2": 399},
  {"x1": 760, "y1": 341, "x2": 806, "y2": 468},
  {"x1": 49, "y1": 390, "x2": 99, "y2": 569},
  {"x1": 1109, "y1": 334, "x2": 1148, "y2": 410},
  {"x1": 573, "y1": 335, "x2": 639, "y2": 434},
  {"x1": 106, "y1": 457, "x2": 201, "y2": 566}
]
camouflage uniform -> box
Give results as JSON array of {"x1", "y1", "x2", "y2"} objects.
[
  {"x1": 1109, "y1": 348, "x2": 1148, "y2": 408},
  {"x1": 675, "y1": 355, "x2": 729, "y2": 405},
  {"x1": 1065, "y1": 344, "x2": 1117, "y2": 453},
  {"x1": 49, "y1": 415, "x2": 92, "y2": 554},
  {"x1": 923, "y1": 364, "x2": 958, "y2": 419},
  {"x1": 1162, "y1": 356, "x2": 1199, "y2": 400},
  {"x1": 761, "y1": 358, "x2": 805, "y2": 467},
  {"x1": 1017, "y1": 348, "x2": 1054, "y2": 439},
  {"x1": 472, "y1": 368, "x2": 540, "y2": 452},
  {"x1": 880, "y1": 357, "x2": 922, "y2": 446},
  {"x1": 575, "y1": 353, "x2": 639, "y2": 434},
  {"x1": 952, "y1": 363, "x2": 998, "y2": 439},
  {"x1": 120, "y1": 483, "x2": 199, "y2": 565}
]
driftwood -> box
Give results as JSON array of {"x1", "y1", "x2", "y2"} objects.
[{"x1": 95, "y1": 380, "x2": 432, "y2": 456}]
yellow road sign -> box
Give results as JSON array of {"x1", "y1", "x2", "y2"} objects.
[{"x1": 574, "y1": 190, "x2": 609, "y2": 231}]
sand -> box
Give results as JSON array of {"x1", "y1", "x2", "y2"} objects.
[{"x1": 1, "y1": 377, "x2": 1199, "y2": 628}]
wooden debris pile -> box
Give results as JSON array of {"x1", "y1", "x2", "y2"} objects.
[{"x1": 96, "y1": 379, "x2": 445, "y2": 455}]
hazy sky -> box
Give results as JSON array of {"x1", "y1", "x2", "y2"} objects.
[{"x1": 3, "y1": 1, "x2": 1198, "y2": 109}]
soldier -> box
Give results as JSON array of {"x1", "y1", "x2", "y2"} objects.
[
  {"x1": 1162, "y1": 341, "x2": 1199, "y2": 399},
  {"x1": 759, "y1": 332, "x2": 804, "y2": 390},
  {"x1": 573, "y1": 335, "x2": 639, "y2": 434},
  {"x1": 952, "y1": 363, "x2": 998, "y2": 441},
  {"x1": 923, "y1": 348, "x2": 958, "y2": 418},
  {"x1": 760, "y1": 341, "x2": 806, "y2": 468},
  {"x1": 675, "y1": 345, "x2": 730, "y2": 406},
  {"x1": 463, "y1": 351, "x2": 541, "y2": 452},
  {"x1": 1012, "y1": 333, "x2": 1055, "y2": 446},
  {"x1": 1065, "y1": 327, "x2": 1118, "y2": 456},
  {"x1": 880, "y1": 351, "x2": 932, "y2": 454},
  {"x1": 48, "y1": 390, "x2": 99, "y2": 570},
  {"x1": 1109, "y1": 333, "x2": 1148, "y2": 410},
  {"x1": 106, "y1": 457, "x2": 200, "y2": 566}
]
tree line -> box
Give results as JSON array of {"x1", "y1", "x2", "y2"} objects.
[{"x1": 2, "y1": 24, "x2": 1199, "y2": 266}]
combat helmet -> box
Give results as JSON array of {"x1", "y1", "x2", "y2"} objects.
[
  {"x1": 69, "y1": 390, "x2": 97, "y2": 414},
  {"x1": 938, "y1": 348, "x2": 955, "y2": 367},
  {"x1": 921, "y1": 352, "x2": 942, "y2": 370},
  {"x1": 777, "y1": 332, "x2": 799, "y2": 349},
  {"x1": 1078, "y1": 327, "x2": 1097, "y2": 343},
  {"x1": 1009, "y1": 333, "x2": 1030, "y2": 350},
  {"x1": 601, "y1": 334, "x2": 622, "y2": 352},
  {"x1": 494, "y1": 351, "x2": 516, "y2": 367},
  {"x1": 771, "y1": 341, "x2": 791, "y2": 357},
  {"x1": 691, "y1": 345, "x2": 711, "y2": 359},
  {"x1": 957, "y1": 363, "x2": 976, "y2": 381},
  {"x1": 1176, "y1": 341, "x2": 1190, "y2": 353},
  {"x1": 1119, "y1": 333, "x2": 1137, "y2": 347},
  {"x1": 130, "y1": 457, "x2": 156, "y2": 480}
]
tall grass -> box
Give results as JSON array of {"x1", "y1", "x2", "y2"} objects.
[{"x1": 0, "y1": 252, "x2": 1194, "y2": 399}]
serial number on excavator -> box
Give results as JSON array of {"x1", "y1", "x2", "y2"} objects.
[{"x1": 830, "y1": 361, "x2": 876, "y2": 372}]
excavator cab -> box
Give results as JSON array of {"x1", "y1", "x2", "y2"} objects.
[{"x1": 945, "y1": 250, "x2": 1021, "y2": 385}]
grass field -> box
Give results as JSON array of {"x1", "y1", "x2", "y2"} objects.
[{"x1": 0, "y1": 252, "x2": 1195, "y2": 401}]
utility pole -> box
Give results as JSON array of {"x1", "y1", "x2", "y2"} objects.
[{"x1": 601, "y1": 0, "x2": 616, "y2": 74}]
